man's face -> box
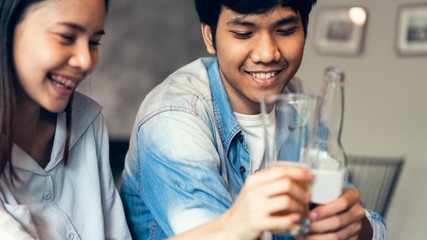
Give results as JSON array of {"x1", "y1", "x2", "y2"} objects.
[{"x1": 202, "y1": 6, "x2": 306, "y2": 114}]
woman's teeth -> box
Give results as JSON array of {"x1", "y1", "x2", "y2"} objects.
[
  {"x1": 49, "y1": 74, "x2": 76, "y2": 89},
  {"x1": 250, "y1": 72, "x2": 278, "y2": 79}
]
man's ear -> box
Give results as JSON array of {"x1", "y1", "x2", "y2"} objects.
[{"x1": 201, "y1": 23, "x2": 216, "y2": 55}]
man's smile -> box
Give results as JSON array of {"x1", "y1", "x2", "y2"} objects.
[{"x1": 247, "y1": 71, "x2": 279, "y2": 79}]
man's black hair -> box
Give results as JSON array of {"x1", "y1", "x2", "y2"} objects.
[{"x1": 195, "y1": 0, "x2": 317, "y2": 47}]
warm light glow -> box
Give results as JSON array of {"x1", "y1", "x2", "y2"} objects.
[{"x1": 349, "y1": 7, "x2": 367, "y2": 26}]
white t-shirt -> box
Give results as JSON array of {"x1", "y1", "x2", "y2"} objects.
[{"x1": 234, "y1": 111, "x2": 275, "y2": 173}]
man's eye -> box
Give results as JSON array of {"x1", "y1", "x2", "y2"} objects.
[
  {"x1": 232, "y1": 32, "x2": 252, "y2": 39},
  {"x1": 278, "y1": 28, "x2": 296, "y2": 36}
]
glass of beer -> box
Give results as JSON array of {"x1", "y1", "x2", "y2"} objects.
[{"x1": 260, "y1": 93, "x2": 315, "y2": 236}]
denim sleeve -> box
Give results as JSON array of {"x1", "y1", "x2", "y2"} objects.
[
  {"x1": 365, "y1": 209, "x2": 387, "y2": 240},
  {"x1": 136, "y1": 110, "x2": 233, "y2": 237},
  {"x1": 344, "y1": 176, "x2": 386, "y2": 239}
]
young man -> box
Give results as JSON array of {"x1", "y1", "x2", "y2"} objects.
[{"x1": 120, "y1": 0, "x2": 386, "y2": 239}]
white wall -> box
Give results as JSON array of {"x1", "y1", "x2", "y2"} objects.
[{"x1": 298, "y1": 1, "x2": 427, "y2": 239}]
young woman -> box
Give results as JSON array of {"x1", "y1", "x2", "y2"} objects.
[{"x1": 0, "y1": 0, "x2": 130, "y2": 239}]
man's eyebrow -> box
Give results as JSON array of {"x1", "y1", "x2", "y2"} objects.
[
  {"x1": 226, "y1": 15, "x2": 300, "y2": 27},
  {"x1": 226, "y1": 17, "x2": 255, "y2": 26},
  {"x1": 58, "y1": 22, "x2": 105, "y2": 35},
  {"x1": 276, "y1": 16, "x2": 299, "y2": 25}
]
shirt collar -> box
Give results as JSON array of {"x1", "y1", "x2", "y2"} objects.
[
  {"x1": 10, "y1": 92, "x2": 102, "y2": 172},
  {"x1": 48, "y1": 91, "x2": 102, "y2": 169},
  {"x1": 208, "y1": 59, "x2": 241, "y2": 153}
]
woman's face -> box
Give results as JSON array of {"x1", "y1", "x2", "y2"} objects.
[{"x1": 13, "y1": 0, "x2": 106, "y2": 112}]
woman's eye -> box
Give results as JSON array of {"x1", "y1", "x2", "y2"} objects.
[
  {"x1": 232, "y1": 32, "x2": 252, "y2": 39},
  {"x1": 89, "y1": 41, "x2": 101, "y2": 50},
  {"x1": 89, "y1": 41, "x2": 101, "y2": 46},
  {"x1": 59, "y1": 34, "x2": 75, "y2": 42}
]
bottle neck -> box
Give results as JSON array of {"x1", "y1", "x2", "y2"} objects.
[
  {"x1": 318, "y1": 75, "x2": 344, "y2": 148},
  {"x1": 308, "y1": 67, "x2": 346, "y2": 167}
]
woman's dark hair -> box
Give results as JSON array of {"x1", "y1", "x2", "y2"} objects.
[
  {"x1": 195, "y1": 0, "x2": 317, "y2": 47},
  {"x1": 0, "y1": 0, "x2": 109, "y2": 183}
]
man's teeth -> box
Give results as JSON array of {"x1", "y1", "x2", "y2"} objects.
[
  {"x1": 250, "y1": 72, "x2": 278, "y2": 79},
  {"x1": 50, "y1": 74, "x2": 76, "y2": 89}
]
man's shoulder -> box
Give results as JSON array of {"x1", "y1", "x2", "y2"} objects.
[
  {"x1": 169, "y1": 57, "x2": 215, "y2": 79},
  {"x1": 163, "y1": 57, "x2": 216, "y2": 93},
  {"x1": 149, "y1": 57, "x2": 214, "y2": 102},
  {"x1": 134, "y1": 58, "x2": 216, "y2": 123}
]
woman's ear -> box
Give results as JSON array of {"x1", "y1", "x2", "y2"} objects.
[{"x1": 201, "y1": 23, "x2": 216, "y2": 55}]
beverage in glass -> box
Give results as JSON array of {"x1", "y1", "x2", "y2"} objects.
[{"x1": 261, "y1": 93, "x2": 315, "y2": 236}]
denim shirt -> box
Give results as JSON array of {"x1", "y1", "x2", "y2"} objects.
[{"x1": 120, "y1": 58, "x2": 386, "y2": 240}]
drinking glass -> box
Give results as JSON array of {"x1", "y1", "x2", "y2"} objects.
[{"x1": 260, "y1": 93, "x2": 316, "y2": 236}]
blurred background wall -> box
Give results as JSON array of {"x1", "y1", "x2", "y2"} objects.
[
  {"x1": 299, "y1": 1, "x2": 427, "y2": 239},
  {"x1": 79, "y1": 0, "x2": 427, "y2": 239}
]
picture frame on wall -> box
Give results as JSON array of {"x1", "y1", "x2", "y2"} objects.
[
  {"x1": 396, "y1": 3, "x2": 427, "y2": 56},
  {"x1": 313, "y1": 6, "x2": 368, "y2": 56}
]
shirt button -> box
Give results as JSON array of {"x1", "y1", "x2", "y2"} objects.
[
  {"x1": 239, "y1": 135, "x2": 244, "y2": 143},
  {"x1": 67, "y1": 233, "x2": 74, "y2": 240},
  {"x1": 43, "y1": 192, "x2": 52, "y2": 200},
  {"x1": 239, "y1": 166, "x2": 246, "y2": 173}
]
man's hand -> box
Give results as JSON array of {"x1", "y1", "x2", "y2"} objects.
[
  {"x1": 224, "y1": 164, "x2": 313, "y2": 240},
  {"x1": 295, "y1": 188, "x2": 372, "y2": 240},
  {"x1": 169, "y1": 164, "x2": 314, "y2": 240}
]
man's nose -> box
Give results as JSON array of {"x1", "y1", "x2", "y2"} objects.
[{"x1": 250, "y1": 35, "x2": 281, "y2": 64}]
